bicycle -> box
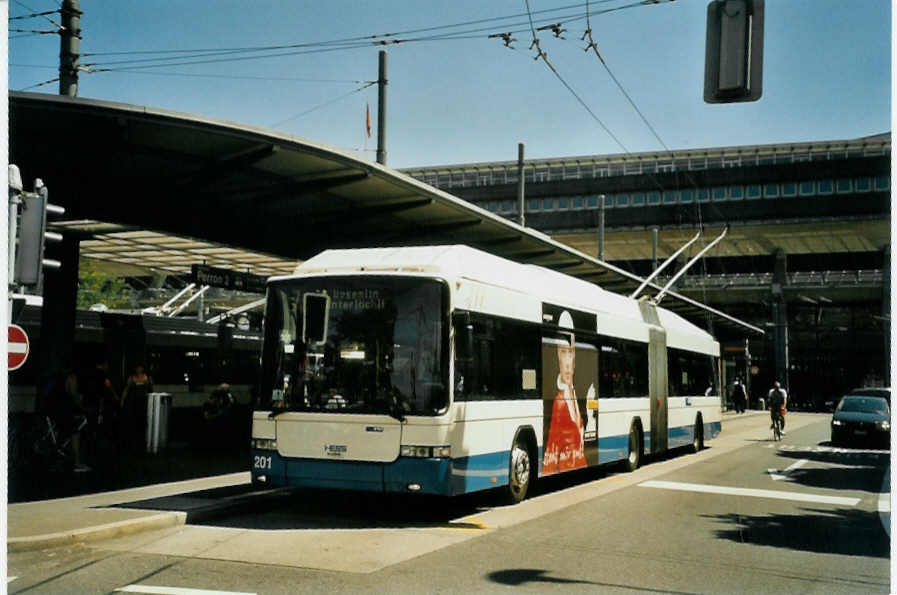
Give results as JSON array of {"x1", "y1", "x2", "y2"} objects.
[
  {"x1": 770, "y1": 407, "x2": 785, "y2": 441},
  {"x1": 33, "y1": 414, "x2": 88, "y2": 471}
]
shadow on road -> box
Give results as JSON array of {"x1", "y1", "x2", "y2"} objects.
[
  {"x1": 183, "y1": 488, "x2": 493, "y2": 530},
  {"x1": 131, "y1": 446, "x2": 706, "y2": 530},
  {"x1": 705, "y1": 507, "x2": 889, "y2": 558},
  {"x1": 772, "y1": 444, "x2": 889, "y2": 493},
  {"x1": 486, "y1": 568, "x2": 699, "y2": 594}
]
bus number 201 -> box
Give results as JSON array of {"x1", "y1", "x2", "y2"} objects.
[{"x1": 253, "y1": 455, "x2": 272, "y2": 470}]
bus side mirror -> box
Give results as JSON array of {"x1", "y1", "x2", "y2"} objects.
[{"x1": 302, "y1": 293, "x2": 330, "y2": 345}]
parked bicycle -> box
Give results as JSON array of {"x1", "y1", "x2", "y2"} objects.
[{"x1": 33, "y1": 413, "x2": 88, "y2": 472}]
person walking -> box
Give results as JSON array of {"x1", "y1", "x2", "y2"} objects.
[
  {"x1": 120, "y1": 364, "x2": 154, "y2": 452},
  {"x1": 732, "y1": 379, "x2": 747, "y2": 413}
]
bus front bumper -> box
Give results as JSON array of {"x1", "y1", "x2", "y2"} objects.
[{"x1": 251, "y1": 449, "x2": 454, "y2": 496}]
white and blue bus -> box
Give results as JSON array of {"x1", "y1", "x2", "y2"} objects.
[{"x1": 251, "y1": 245, "x2": 721, "y2": 502}]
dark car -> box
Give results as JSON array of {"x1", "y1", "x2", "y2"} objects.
[{"x1": 830, "y1": 393, "x2": 891, "y2": 448}]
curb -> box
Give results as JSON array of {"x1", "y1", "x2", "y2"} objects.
[{"x1": 7, "y1": 511, "x2": 187, "y2": 553}]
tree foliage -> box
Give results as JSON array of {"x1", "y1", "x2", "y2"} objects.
[{"x1": 77, "y1": 259, "x2": 133, "y2": 310}]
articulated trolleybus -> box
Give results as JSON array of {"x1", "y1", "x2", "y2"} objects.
[{"x1": 251, "y1": 245, "x2": 721, "y2": 502}]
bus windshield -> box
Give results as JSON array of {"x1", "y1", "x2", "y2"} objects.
[{"x1": 259, "y1": 276, "x2": 448, "y2": 418}]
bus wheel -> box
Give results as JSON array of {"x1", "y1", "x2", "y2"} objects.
[
  {"x1": 692, "y1": 416, "x2": 704, "y2": 453},
  {"x1": 507, "y1": 439, "x2": 532, "y2": 504},
  {"x1": 624, "y1": 425, "x2": 642, "y2": 472}
]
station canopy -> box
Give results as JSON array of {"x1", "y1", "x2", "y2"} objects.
[{"x1": 10, "y1": 92, "x2": 761, "y2": 334}]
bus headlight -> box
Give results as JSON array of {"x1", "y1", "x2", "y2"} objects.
[
  {"x1": 831, "y1": 420, "x2": 844, "y2": 426},
  {"x1": 401, "y1": 445, "x2": 451, "y2": 458},
  {"x1": 876, "y1": 421, "x2": 890, "y2": 430},
  {"x1": 252, "y1": 439, "x2": 278, "y2": 450}
]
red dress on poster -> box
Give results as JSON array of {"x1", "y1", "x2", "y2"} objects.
[{"x1": 541, "y1": 377, "x2": 586, "y2": 475}]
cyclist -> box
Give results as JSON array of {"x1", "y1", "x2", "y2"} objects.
[{"x1": 767, "y1": 381, "x2": 788, "y2": 437}]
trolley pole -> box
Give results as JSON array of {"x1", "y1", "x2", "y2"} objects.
[
  {"x1": 517, "y1": 143, "x2": 525, "y2": 226},
  {"x1": 59, "y1": 0, "x2": 82, "y2": 97},
  {"x1": 376, "y1": 50, "x2": 387, "y2": 166}
]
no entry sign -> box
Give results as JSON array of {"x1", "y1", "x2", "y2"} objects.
[{"x1": 8, "y1": 324, "x2": 29, "y2": 371}]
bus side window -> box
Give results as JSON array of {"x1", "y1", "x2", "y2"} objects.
[{"x1": 454, "y1": 313, "x2": 539, "y2": 402}]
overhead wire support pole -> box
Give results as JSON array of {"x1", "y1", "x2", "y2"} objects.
[
  {"x1": 653, "y1": 225, "x2": 729, "y2": 305},
  {"x1": 58, "y1": 0, "x2": 82, "y2": 97},
  {"x1": 517, "y1": 143, "x2": 525, "y2": 226},
  {"x1": 630, "y1": 229, "x2": 702, "y2": 299},
  {"x1": 376, "y1": 50, "x2": 387, "y2": 165},
  {"x1": 597, "y1": 194, "x2": 605, "y2": 261}
]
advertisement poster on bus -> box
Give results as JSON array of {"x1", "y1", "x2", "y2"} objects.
[{"x1": 540, "y1": 303, "x2": 599, "y2": 475}]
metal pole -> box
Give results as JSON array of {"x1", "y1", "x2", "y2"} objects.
[
  {"x1": 651, "y1": 226, "x2": 659, "y2": 271},
  {"x1": 517, "y1": 143, "x2": 525, "y2": 226},
  {"x1": 376, "y1": 50, "x2": 387, "y2": 166},
  {"x1": 597, "y1": 194, "x2": 605, "y2": 260},
  {"x1": 8, "y1": 166, "x2": 23, "y2": 293},
  {"x1": 59, "y1": 0, "x2": 81, "y2": 97}
]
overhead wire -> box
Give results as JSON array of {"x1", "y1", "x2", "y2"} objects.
[
  {"x1": 579, "y1": 0, "x2": 725, "y2": 311},
  {"x1": 9, "y1": 9, "x2": 59, "y2": 21},
  {"x1": 77, "y1": 2, "x2": 645, "y2": 72},
  {"x1": 12, "y1": 0, "x2": 63, "y2": 30},
  {"x1": 269, "y1": 81, "x2": 376, "y2": 128},
  {"x1": 10, "y1": 27, "x2": 58, "y2": 35},
  {"x1": 88, "y1": 69, "x2": 370, "y2": 84},
  {"x1": 19, "y1": 76, "x2": 59, "y2": 91}
]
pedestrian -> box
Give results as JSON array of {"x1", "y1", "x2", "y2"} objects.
[
  {"x1": 80, "y1": 360, "x2": 120, "y2": 461},
  {"x1": 732, "y1": 379, "x2": 747, "y2": 413},
  {"x1": 120, "y1": 364, "x2": 154, "y2": 452}
]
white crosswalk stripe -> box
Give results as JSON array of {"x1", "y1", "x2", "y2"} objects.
[
  {"x1": 115, "y1": 586, "x2": 256, "y2": 595},
  {"x1": 640, "y1": 480, "x2": 861, "y2": 506}
]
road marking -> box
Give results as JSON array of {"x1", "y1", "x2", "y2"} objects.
[
  {"x1": 7, "y1": 577, "x2": 17, "y2": 584},
  {"x1": 115, "y1": 586, "x2": 256, "y2": 595},
  {"x1": 639, "y1": 480, "x2": 861, "y2": 506},
  {"x1": 778, "y1": 445, "x2": 889, "y2": 455},
  {"x1": 768, "y1": 458, "x2": 808, "y2": 481}
]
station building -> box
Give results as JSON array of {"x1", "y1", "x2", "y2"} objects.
[{"x1": 401, "y1": 134, "x2": 891, "y2": 407}]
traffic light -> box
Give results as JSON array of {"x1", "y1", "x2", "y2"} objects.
[
  {"x1": 704, "y1": 0, "x2": 764, "y2": 103},
  {"x1": 13, "y1": 176, "x2": 65, "y2": 288}
]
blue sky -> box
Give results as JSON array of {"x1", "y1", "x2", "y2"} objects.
[{"x1": 9, "y1": 0, "x2": 892, "y2": 168}]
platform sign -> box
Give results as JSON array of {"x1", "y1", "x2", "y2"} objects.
[
  {"x1": 8, "y1": 324, "x2": 30, "y2": 370},
  {"x1": 191, "y1": 264, "x2": 267, "y2": 293}
]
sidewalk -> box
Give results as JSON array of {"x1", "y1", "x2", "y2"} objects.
[
  {"x1": 7, "y1": 435, "x2": 260, "y2": 552},
  {"x1": 9, "y1": 409, "x2": 769, "y2": 552},
  {"x1": 7, "y1": 471, "x2": 257, "y2": 552}
]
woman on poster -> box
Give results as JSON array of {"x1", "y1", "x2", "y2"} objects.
[{"x1": 541, "y1": 311, "x2": 592, "y2": 475}]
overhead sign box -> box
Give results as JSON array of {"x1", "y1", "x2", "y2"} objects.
[{"x1": 191, "y1": 264, "x2": 268, "y2": 293}]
